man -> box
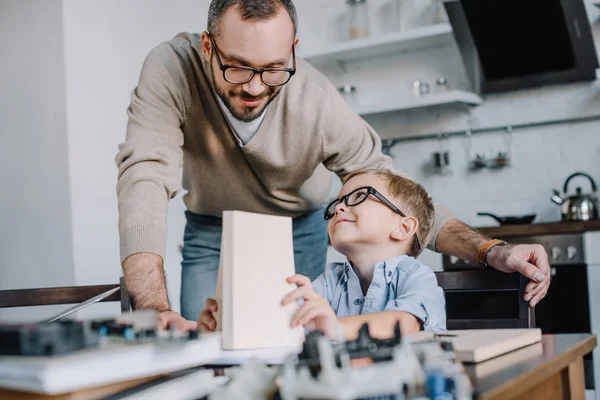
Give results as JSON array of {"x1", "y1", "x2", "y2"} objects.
[{"x1": 116, "y1": 0, "x2": 550, "y2": 330}]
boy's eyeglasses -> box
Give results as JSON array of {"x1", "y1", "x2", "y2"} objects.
[{"x1": 324, "y1": 186, "x2": 422, "y2": 252}]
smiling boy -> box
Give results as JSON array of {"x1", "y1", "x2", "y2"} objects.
[{"x1": 280, "y1": 169, "x2": 446, "y2": 340}]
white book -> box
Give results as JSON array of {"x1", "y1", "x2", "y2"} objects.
[
  {"x1": 215, "y1": 210, "x2": 304, "y2": 350},
  {"x1": 0, "y1": 333, "x2": 221, "y2": 395}
]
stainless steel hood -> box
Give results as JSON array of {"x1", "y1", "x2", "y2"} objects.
[{"x1": 443, "y1": 0, "x2": 599, "y2": 94}]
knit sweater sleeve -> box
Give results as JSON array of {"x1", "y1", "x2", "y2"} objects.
[{"x1": 115, "y1": 42, "x2": 189, "y2": 263}]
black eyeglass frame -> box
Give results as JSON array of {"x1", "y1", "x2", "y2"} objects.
[
  {"x1": 324, "y1": 186, "x2": 422, "y2": 252},
  {"x1": 208, "y1": 33, "x2": 296, "y2": 87}
]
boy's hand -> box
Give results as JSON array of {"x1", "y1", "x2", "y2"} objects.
[
  {"x1": 282, "y1": 274, "x2": 340, "y2": 340},
  {"x1": 157, "y1": 311, "x2": 197, "y2": 331},
  {"x1": 197, "y1": 298, "x2": 218, "y2": 332}
]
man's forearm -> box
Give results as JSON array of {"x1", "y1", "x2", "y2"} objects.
[
  {"x1": 434, "y1": 219, "x2": 489, "y2": 263},
  {"x1": 122, "y1": 252, "x2": 170, "y2": 311},
  {"x1": 339, "y1": 311, "x2": 421, "y2": 340}
]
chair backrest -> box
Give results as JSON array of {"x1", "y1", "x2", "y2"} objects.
[
  {"x1": 0, "y1": 277, "x2": 130, "y2": 313},
  {"x1": 435, "y1": 269, "x2": 535, "y2": 330}
]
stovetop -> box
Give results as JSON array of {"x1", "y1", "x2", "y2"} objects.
[{"x1": 443, "y1": 233, "x2": 586, "y2": 269}]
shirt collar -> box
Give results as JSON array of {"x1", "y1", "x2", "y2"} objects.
[
  {"x1": 343, "y1": 254, "x2": 410, "y2": 284},
  {"x1": 380, "y1": 254, "x2": 410, "y2": 283}
]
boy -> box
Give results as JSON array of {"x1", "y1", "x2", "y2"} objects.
[{"x1": 198, "y1": 169, "x2": 446, "y2": 340}]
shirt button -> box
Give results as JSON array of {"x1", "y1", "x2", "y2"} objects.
[
  {"x1": 354, "y1": 298, "x2": 363, "y2": 305},
  {"x1": 388, "y1": 271, "x2": 392, "y2": 277}
]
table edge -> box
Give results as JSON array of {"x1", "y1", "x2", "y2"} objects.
[{"x1": 478, "y1": 334, "x2": 597, "y2": 400}]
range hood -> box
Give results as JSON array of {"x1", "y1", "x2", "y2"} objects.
[{"x1": 444, "y1": 0, "x2": 599, "y2": 94}]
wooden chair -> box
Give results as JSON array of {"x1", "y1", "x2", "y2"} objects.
[
  {"x1": 0, "y1": 277, "x2": 131, "y2": 314},
  {"x1": 435, "y1": 269, "x2": 535, "y2": 330}
]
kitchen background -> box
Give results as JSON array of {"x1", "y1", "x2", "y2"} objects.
[{"x1": 1, "y1": 0, "x2": 599, "y2": 321}]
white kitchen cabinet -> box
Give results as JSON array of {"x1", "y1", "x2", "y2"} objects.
[
  {"x1": 352, "y1": 90, "x2": 482, "y2": 116},
  {"x1": 299, "y1": 23, "x2": 453, "y2": 65}
]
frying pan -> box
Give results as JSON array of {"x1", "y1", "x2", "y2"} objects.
[{"x1": 477, "y1": 212, "x2": 536, "y2": 226}]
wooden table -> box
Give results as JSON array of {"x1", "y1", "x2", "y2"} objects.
[
  {"x1": 465, "y1": 334, "x2": 597, "y2": 400},
  {"x1": 0, "y1": 334, "x2": 596, "y2": 399}
]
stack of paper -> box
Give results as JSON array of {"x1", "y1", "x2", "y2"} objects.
[{"x1": 0, "y1": 333, "x2": 220, "y2": 395}]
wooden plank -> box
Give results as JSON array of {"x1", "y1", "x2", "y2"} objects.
[
  {"x1": 215, "y1": 211, "x2": 304, "y2": 350},
  {"x1": 0, "y1": 285, "x2": 121, "y2": 308},
  {"x1": 442, "y1": 329, "x2": 543, "y2": 363}
]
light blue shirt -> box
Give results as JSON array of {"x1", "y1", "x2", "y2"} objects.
[{"x1": 312, "y1": 254, "x2": 446, "y2": 332}]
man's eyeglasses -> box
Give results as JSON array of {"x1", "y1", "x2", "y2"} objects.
[
  {"x1": 208, "y1": 33, "x2": 296, "y2": 87},
  {"x1": 324, "y1": 186, "x2": 422, "y2": 252}
]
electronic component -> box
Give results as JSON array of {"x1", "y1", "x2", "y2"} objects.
[
  {"x1": 0, "y1": 320, "x2": 96, "y2": 356},
  {"x1": 279, "y1": 323, "x2": 473, "y2": 400},
  {"x1": 0, "y1": 310, "x2": 199, "y2": 357}
]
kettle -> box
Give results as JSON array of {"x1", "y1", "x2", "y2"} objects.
[{"x1": 551, "y1": 172, "x2": 599, "y2": 221}]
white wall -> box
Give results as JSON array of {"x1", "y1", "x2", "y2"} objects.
[
  {"x1": 61, "y1": 0, "x2": 211, "y2": 315},
  {"x1": 3, "y1": 0, "x2": 599, "y2": 321},
  {"x1": 294, "y1": 0, "x2": 600, "y2": 269},
  {"x1": 1, "y1": 1, "x2": 212, "y2": 321},
  {"x1": 0, "y1": 0, "x2": 74, "y2": 320}
]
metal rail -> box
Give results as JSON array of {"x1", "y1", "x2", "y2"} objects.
[{"x1": 380, "y1": 113, "x2": 600, "y2": 153}]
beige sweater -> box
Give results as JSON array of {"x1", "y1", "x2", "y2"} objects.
[{"x1": 116, "y1": 32, "x2": 454, "y2": 263}]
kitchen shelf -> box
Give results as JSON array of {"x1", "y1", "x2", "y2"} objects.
[
  {"x1": 354, "y1": 90, "x2": 482, "y2": 116},
  {"x1": 300, "y1": 23, "x2": 453, "y2": 65}
]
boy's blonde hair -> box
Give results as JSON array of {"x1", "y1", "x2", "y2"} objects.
[{"x1": 342, "y1": 169, "x2": 435, "y2": 257}]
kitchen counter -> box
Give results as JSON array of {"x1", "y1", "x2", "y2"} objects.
[{"x1": 475, "y1": 220, "x2": 600, "y2": 238}]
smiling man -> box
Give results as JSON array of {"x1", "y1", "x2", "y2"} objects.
[{"x1": 116, "y1": 0, "x2": 551, "y2": 330}]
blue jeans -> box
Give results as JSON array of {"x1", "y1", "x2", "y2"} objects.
[{"x1": 180, "y1": 208, "x2": 329, "y2": 320}]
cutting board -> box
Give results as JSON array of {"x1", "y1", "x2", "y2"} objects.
[{"x1": 434, "y1": 328, "x2": 543, "y2": 363}]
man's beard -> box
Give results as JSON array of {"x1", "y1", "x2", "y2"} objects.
[{"x1": 210, "y1": 65, "x2": 281, "y2": 123}]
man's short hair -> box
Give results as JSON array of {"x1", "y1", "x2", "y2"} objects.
[
  {"x1": 342, "y1": 169, "x2": 435, "y2": 257},
  {"x1": 208, "y1": 0, "x2": 298, "y2": 37}
]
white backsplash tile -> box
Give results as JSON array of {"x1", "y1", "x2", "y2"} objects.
[{"x1": 304, "y1": 0, "x2": 600, "y2": 270}]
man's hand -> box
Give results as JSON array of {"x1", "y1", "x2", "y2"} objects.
[
  {"x1": 487, "y1": 244, "x2": 551, "y2": 308},
  {"x1": 197, "y1": 298, "x2": 218, "y2": 332},
  {"x1": 157, "y1": 311, "x2": 197, "y2": 331},
  {"x1": 282, "y1": 274, "x2": 339, "y2": 340},
  {"x1": 435, "y1": 220, "x2": 551, "y2": 308}
]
